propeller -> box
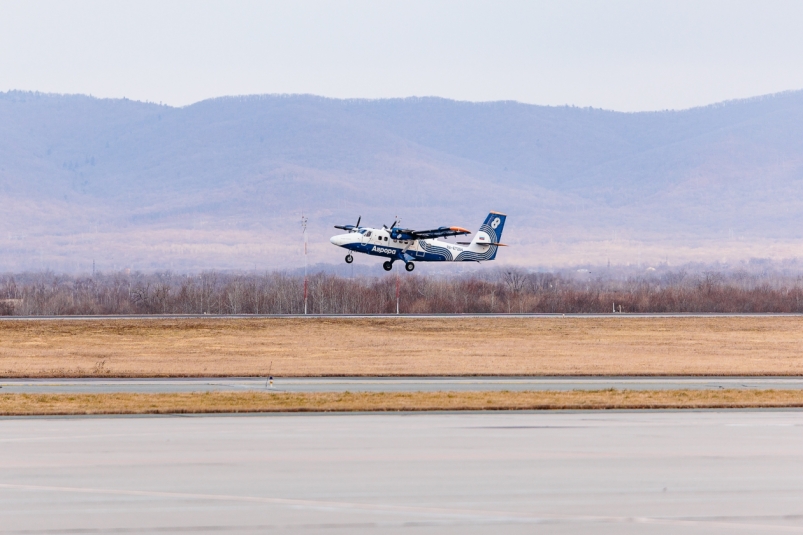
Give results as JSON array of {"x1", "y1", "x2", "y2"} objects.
[
  {"x1": 386, "y1": 220, "x2": 403, "y2": 239},
  {"x1": 334, "y1": 215, "x2": 362, "y2": 232}
]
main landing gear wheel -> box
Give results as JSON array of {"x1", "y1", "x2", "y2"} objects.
[
  {"x1": 382, "y1": 261, "x2": 393, "y2": 271},
  {"x1": 405, "y1": 261, "x2": 415, "y2": 272},
  {"x1": 345, "y1": 254, "x2": 353, "y2": 264}
]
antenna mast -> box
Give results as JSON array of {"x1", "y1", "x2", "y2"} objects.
[{"x1": 302, "y1": 214, "x2": 308, "y2": 315}]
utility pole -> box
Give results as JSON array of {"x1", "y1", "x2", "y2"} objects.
[
  {"x1": 301, "y1": 214, "x2": 308, "y2": 315},
  {"x1": 395, "y1": 215, "x2": 401, "y2": 314}
]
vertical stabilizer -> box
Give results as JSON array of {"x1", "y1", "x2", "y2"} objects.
[
  {"x1": 483, "y1": 212, "x2": 506, "y2": 243},
  {"x1": 470, "y1": 212, "x2": 506, "y2": 244},
  {"x1": 466, "y1": 212, "x2": 507, "y2": 260}
]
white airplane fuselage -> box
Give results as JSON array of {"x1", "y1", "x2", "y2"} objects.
[
  {"x1": 330, "y1": 212, "x2": 507, "y2": 268},
  {"x1": 331, "y1": 230, "x2": 473, "y2": 262}
]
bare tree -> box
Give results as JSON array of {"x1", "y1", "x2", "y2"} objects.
[{"x1": 3, "y1": 265, "x2": 803, "y2": 315}]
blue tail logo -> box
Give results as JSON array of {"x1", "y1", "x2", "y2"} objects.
[{"x1": 481, "y1": 212, "x2": 506, "y2": 243}]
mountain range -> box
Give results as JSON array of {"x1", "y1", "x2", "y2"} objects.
[{"x1": 1, "y1": 90, "x2": 803, "y2": 272}]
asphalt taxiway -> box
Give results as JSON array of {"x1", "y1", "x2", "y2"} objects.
[
  {"x1": 3, "y1": 312, "x2": 803, "y2": 320},
  {"x1": 1, "y1": 410, "x2": 802, "y2": 534},
  {"x1": 2, "y1": 376, "x2": 803, "y2": 394}
]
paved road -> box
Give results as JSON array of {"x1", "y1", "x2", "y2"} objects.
[
  {"x1": 2, "y1": 313, "x2": 803, "y2": 320},
  {"x1": 3, "y1": 376, "x2": 803, "y2": 394},
  {"x1": 1, "y1": 410, "x2": 802, "y2": 534}
]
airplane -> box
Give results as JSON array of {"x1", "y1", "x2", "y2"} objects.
[{"x1": 330, "y1": 211, "x2": 507, "y2": 271}]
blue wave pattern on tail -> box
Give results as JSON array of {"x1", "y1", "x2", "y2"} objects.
[
  {"x1": 419, "y1": 240, "x2": 453, "y2": 261},
  {"x1": 484, "y1": 212, "x2": 506, "y2": 242},
  {"x1": 455, "y1": 212, "x2": 506, "y2": 262},
  {"x1": 455, "y1": 247, "x2": 495, "y2": 261}
]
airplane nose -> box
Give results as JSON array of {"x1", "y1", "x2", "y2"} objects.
[{"x1": 330, "y1": 234, "x2": 348, "y2": 246}]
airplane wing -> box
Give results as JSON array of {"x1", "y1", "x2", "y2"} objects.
[{"x1": 408, "y1": 226, "x2": 471, "y2": 239}]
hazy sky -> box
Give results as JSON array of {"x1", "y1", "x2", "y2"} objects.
[{"x1": 2, "y1": 0, "x2": 803, "y2": 111}]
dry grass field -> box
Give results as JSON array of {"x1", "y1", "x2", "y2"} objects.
[
  {"x1": 1, "y1": 389, "x2": 803, "y2": 415},
  {"x1": 1, "y1": 316, "x2": 802, "y2": 377}
]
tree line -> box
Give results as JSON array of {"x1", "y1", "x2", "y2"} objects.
[{"x1": 2, "y1": 268, "x2": 803, "y2": 315}]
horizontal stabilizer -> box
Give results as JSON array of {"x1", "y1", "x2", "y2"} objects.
[{"x1": 458, "y1": 242, "x2": 507, "y2": 246}]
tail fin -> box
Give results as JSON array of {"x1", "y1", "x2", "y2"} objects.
[
  {"x1": 468, "y1": 211, "x2": 507, "y2": 260},
  {"x1": 475, "y1": 212, "x2": 506, "y2": 243}
]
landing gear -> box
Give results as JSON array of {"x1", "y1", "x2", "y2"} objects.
[
  {"x1": 345, "y1": 254, "x2": 353, "y2": 264},
  {"x1": 382, "y1": 260, "x2": 393, "y2": 271},
  {"x1": 405, "y1": 261, "x2": 415, "y2": 272}
]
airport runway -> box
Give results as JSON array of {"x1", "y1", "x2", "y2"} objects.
[
  {"x1": 3, "y1": 376, "x2": 803, "y2": 393},
  {"x1": 2, "y1": 312, "x2": 803, "y2": 320},
  {"x1": 1, "y1": 410, "x2": 802, "y2": 534}
]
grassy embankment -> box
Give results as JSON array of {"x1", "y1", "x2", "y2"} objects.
[
  {"x1": 2, "y1": 389, "x2": 803, "y2": 415},
  {"x1": 1, "y1": 316, "x2": 803, "y2": 377}
]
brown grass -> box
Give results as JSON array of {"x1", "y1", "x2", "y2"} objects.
[
  {"x1": 1, "y1": 390, "x2": 803, "y2": 415},
  {"x1": 1, "y1": 317, "x2": 803, "y2": 378}
]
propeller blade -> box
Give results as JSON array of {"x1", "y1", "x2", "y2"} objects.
[{"x1": 335, "y1": 216, "x2": 362, "y2": 233}]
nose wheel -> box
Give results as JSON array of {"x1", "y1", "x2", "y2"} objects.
[
  {"x1": 382, "y1": 261, "x2": 393, "y2": 271},
  {"x1": 405, "y1": 261, "x2": 415, "y2": 272},
  {"x1": 345, "y1": 254, "x2": 353, "y2": 264}
]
